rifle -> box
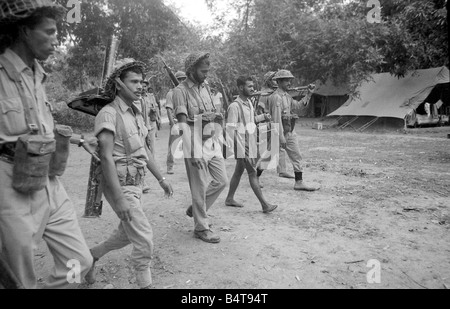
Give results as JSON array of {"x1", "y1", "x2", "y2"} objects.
[
  {"x1": 66, "y1": 35, "x2": 119, "y2": 218},
  {"x1": 0, "y1": 254, "x2": 23, "y2": 289},
  {"x1": 159, "y1": 56, "x2": 179, "y2": 88}
]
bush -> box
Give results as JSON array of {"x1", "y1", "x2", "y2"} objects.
[{"x1": 52, "y1": 102, "x2": 95, "y2": 133}]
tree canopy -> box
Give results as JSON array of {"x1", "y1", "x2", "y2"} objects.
[{"x1": 46, "y1": 0, "x2": 448, "y2": 101}]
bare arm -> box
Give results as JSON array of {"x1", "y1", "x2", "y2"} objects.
[{"x1": 98, "y1": 130, "x2": 132, "y2": 222}]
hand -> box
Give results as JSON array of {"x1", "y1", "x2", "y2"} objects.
[
  {"x1": 160, "y1": 181, "x2": 174, "y2": 198},
  {"x1": 190, "y1": 158, "x2": 204, "y2": 170},
  {"x1": 82, "y1": 136, "x2": 100, "y2": 162},
  {"x1": 264, "y1": 113, "x2": 272, "y2": 121},
  {"x1": 113, "y1": 198, "x2": 132, "y2": 222},
  {"x1": 280, "y1": 136, "x2": 287, "y2": 149}
]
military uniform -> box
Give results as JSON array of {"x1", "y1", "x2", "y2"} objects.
[
  {"x1": 91, "y1": 95, "x2": 154, "y2": 288},
  {"x1": 172, "y1": 65, "x2": 228, "y2": 234},
  {"x1": 141, "y1": 92, "x2": 159, "y2": 156},
  {"x1": 0, "y1": 47, "x2": 92, "y2": 288},
  {"x1": 267, "y1": 88, "x2": 304, "y2": 173},
  {"x1": 258, "y1": 83, "x2": 291, "y2": 175}
]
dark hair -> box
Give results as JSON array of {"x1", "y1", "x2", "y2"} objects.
[
  {"x1": 120, "y1": 67, "x2": 145, "y2": 81},
  {"x1": 0, "y1": 7, "x2": 62, "y2": 53},
  {"x1": 236, "y1": 76, "x2": 253, "y2": 88}
]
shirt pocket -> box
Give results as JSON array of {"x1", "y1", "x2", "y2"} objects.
[
  {"x1": 0, "y1": 97, "x2": 28, "y2": 136},
  {"x1": 126, "y1": 131, "x2": 144, "y2": 154}
]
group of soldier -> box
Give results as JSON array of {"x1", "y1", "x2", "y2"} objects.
[{"x1": 0, "y1": 0, "x2": 318, "y2": 289}]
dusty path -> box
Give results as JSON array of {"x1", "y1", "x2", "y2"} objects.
[{"x1": 35, "y1": 122, "x2": 450, "y2": 289}]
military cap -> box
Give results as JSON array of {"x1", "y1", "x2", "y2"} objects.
[
  {"x1": 175, "y1": 71, "x2": 187, "y2": 79},
  {"x1": 263, "y1": 71, "x2": 276, "y2": 84},
  {"x1": 0, "y1": 0, "x2": 65, "y2": 23},
  {"x1": 184, "y1": 52, "x2": 210, "y2": 73},
  {"x1": 273, "y1": 69, "x2": 295, "y2": 80},
  {"x1": 104, "y1": 58, "x2": 148, "y2": 98}
]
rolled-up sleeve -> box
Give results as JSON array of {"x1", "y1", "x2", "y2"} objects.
[
  {"x1": 165, "y1": 90, "x2": 174, "y2": 110},
  {"x1": 94, "y1": 108, "x2": 116, "y2": 137},
  {"x1": 226, "y1": 102, "x2": 240, "y2": 128},
  {"x1": 173, "y1": 87, "x2": 188, "y2": 117}
]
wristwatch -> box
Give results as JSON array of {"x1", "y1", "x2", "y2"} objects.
[
  {"x1": 78, "y1": 134, "x2": 85, "y2": 147},
  {"x1": 159, "y1": 177, "x2": 166, "y2": 184}
]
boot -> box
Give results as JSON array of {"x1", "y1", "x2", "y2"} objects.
[{"x1": 294, "y1": 172, "x2": 319, "y2": 191}]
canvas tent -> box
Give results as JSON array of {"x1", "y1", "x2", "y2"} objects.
[
  {"x1": 327, "y1": 66, "x2": 450, "y2": 129},
  {"x1": 307, "y1": 80, "x2": 349, "y2": 117},
  {"x1": 290, "y1": 80, "x2": 349, "y2": 117}
]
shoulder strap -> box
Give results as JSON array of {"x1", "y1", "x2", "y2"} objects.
[
  {"x1": 111, "y1": 104, "x2": 133, "y2": 162},
  {"x1": 0, "y1": 55, "x2": 42, "y2": 134}
]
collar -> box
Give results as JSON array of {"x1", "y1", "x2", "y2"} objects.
[
  {"x1": 186, "y1": 76, "x2": 205, "y2": 89},
  {"x1": 114, "y1": 96, "x2": 140, "y2": 115},
  {"x1": 275, "y1": 88, "x2": 288, "y2": 96},
  {"x1": 3, "y1": 48, "x2": 47, "y2": 83},
  {"x1": 236, "y1": 96, "x2": 252, "y2": 108}
]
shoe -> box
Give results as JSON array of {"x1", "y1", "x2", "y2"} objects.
[
  {"x1": 186, "y1": 206, "x2": 193, "y2": 218},
  {"x1": 85, "y1": 252, "x2": 99, "y2": 285},
  {"x1": 294, "y1": 180, "x2": 320, "y2": 192},
  {"x1": 167, "y1": 166, "x2": 174, "y2": 175},
  {"x1": 279, "y1": 172, "x2": 295, "y2": 179},
  {"x1": 194, "y1": 230, "x2": 221, "y2": 243}
]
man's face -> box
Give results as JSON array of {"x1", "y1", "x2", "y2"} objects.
[
  {"x1": 193, "y1": 61, "x2": 209, "y2": 84},
  {"x1": 177, "y1": 77, "x2": 187, "y2": 84},
  {"x1": 241, "y1": 80, "x2": 255, "y2": 97},
  {"x1": 119, "y1": 71, "x2": 143, "y2": 101},
  {"x1": 24, "y1": 17, "x2": 58, "y2": 61},
  {"x1": 142, "y1": 84, "x2": 148, "y2": 94},
  {"x1": 277, "y1": 78, "x2": 292, "y2": 91}
]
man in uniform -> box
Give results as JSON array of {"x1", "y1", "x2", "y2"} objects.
[
  {"x1": 85, "y1": 60, "x2": 173, "y2": 289},
  {"x1": 256, "y1": 71, "x2": 293, "y2": 180},
  {"x1": 172, "y1": 52, "x2": 228, "y2": 244},
  {"x1": 265, "y1": 69, "x2": 319, "y2": 191},
  {"x1": 141, "y1": 80, "x2": 160, "y2": 156},
  {"x1": 0, "y1": 0, "x2": 98, "y2": 288},
  {"x1": 165, "y1": 71, "x2": 186, "y2": 175},
  {"x1": 225, "y1": 76, "x2": 277, "y2": 213}
]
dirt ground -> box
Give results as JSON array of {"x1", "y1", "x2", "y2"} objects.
[{"x1": 35, "y1": 119, "x2": 450, "y2": 289}]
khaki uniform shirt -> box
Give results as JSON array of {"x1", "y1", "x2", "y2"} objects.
[
  {"x1": 95, "y1": 96, "x2": 149, "y2": 169},
  {"x1": 165, "y1": 89, "x2": 174, "y2": 110},
  {"x1": 0, "y1": 48, "x2": 54, "y2": 145},
  {"x1": 140, "y1": 93, "x2": 159, "y2": 130},
  {"x1": 172, "y1": 77, "x2": 215, "y2": 122}
]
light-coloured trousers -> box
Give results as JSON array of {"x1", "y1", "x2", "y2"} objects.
[
  {"x1": 166, "y1": 124, "x2": 179, "y2": 169},
  {"x1": 147, "y1": 125, "x2": 157, "y2": 157},
  {"x1": 277, "y1": 148, "x2": 288, "y2": 174},
  {"x1": 0, "y1": 159, "x2": 93, "y2": 289},
  {"x1": 91, "y1": 185, "x2": 154, "y2": 288},
  {"x1": 184, "y1": 141, "x2": 228, "y2": 232},
  {"x1": 284, "y1": 132, "x2": 303, "y2": 173}
]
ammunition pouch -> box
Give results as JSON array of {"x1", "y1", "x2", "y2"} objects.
[
  {"x1": 12, "y1": 134, "x2": 56, "y2": 193},
  {"x1": 282, "y1": 114, "x2": 299, "y2": 134},
  {"x1": 149, "y1": 108, "x2": 158, "y2": 122},
  {"x1": 117, "y1": 165, "x2": 145, "y2": 187},
  {"x1": 48, "y1": 125, "x2": 73, "y2": 177}
]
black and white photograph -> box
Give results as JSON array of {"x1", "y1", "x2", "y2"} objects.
[{"x1": 0, "y1": 0, "x2": 448, "y2": 292}]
